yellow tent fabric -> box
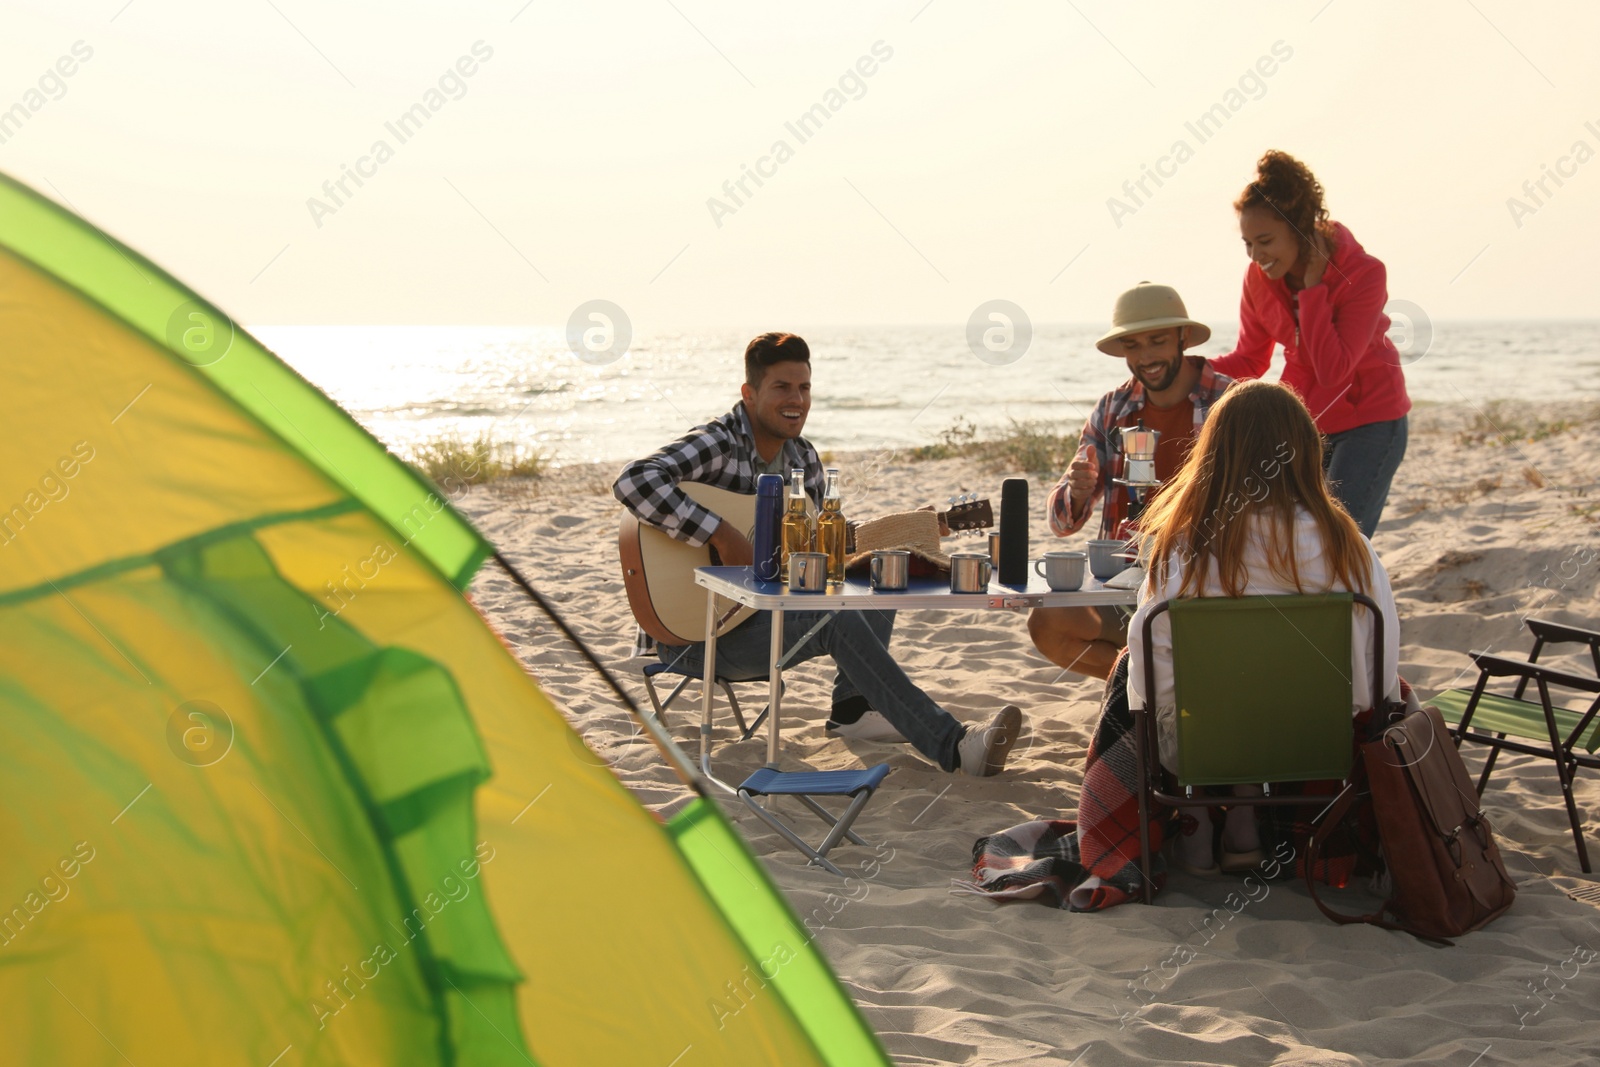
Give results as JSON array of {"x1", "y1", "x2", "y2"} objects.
[{"x1": 0, "y1": 172, "x2": 889, "y2": 1067}]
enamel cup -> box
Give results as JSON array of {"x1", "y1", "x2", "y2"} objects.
[
  {"x1": 1087, "y1": 538, "x2": 1132, "y2": 581},
  {"x1": 1034, "y1": 550, "x2": 1087, "y2": 592}
]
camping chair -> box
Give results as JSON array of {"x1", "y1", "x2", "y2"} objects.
[
  {"x1": 640, "y1": 658, "x2": 773, "y2": 741},
  {"x1": 1431, "y1": 618, "x2": 1600, "y2": 873},
  {"x1": 1133, "y1": 592, "x2": 1385, "y2": 904}
]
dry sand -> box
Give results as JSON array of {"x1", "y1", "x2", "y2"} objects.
[{"x1": 463, "y1": 400, "x2": 1600, "y2": 1067}]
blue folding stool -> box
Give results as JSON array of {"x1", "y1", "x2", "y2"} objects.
[{"x1": 737, "y1": 764, "x2": 892, "y2": 877}]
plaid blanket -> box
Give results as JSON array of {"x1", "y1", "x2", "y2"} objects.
[{"x1": 954, "y1": 649, "x2": 1170, "y2": 910}]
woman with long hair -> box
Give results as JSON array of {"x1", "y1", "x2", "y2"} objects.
[
  {"x1": 1212, "y1": 150, "x2": 1410, "y2": 538},
  {"x1": 1127, "y1": 380, "x2": 1401, "y2": 875}
]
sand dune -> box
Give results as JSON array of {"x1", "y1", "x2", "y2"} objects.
[{"x1": 464, "y1": 400, "x2": 1600, "y2": 1066}]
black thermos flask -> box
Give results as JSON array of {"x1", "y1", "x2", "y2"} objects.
[{"x1": 998, "y1": 477, "x2": 1028, "y2": 586}]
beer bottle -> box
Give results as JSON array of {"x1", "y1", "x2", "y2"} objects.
[
  {"x1": 780, "y1": 468, "x2": 813, "y2": 572},
  {"x1": 817, "y1": 467, "x2": 847, "y2": 584}
]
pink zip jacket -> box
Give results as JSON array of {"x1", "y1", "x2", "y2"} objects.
[{"x1": 1211, "y1": 221, "x2": 1410, "y2": 436}]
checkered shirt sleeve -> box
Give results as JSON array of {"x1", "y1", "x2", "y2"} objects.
[
  {"x1": 613, "y1": 418, "x2": 744, "y2": 548},
  {"x1": 1047, "y1": 392, "x2": 1118, "y2": 538},
  {"x1": 612, "y1": 406, "x2": 825, "y2": 548}
]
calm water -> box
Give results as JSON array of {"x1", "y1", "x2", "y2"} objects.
[{"x1": 257, "y1": 322, "x2": 1600, "y2": 469}]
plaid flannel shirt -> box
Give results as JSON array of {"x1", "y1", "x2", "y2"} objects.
[
  {"x1": 614, "y1": 402, "x2": 823, "y2": 655},
  {"x1": 1047, "y1": 357, "x2": 1232, "y2": 541}
]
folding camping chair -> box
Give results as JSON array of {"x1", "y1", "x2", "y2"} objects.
[
  {"x1": 1431, "y1": 618, "x2": 1600, "y2": 873},
  {"x1": 1132, "y1": 592, "x2": 1385, "y2": 904},
  {"x1": 640, "y1": 658, "x2": 773, "y2": 741}
]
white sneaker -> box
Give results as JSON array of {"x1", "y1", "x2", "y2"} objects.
[
  {"x1": 825, "y1": 711, "x2": 909, "y2": 743},
  {"x1": 958, "y1": 705, "x2": 1023, "y2": 777}
]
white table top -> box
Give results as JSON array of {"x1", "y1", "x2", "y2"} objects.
[{"x1": 694, "y1": 565, "x2": 1141, "y2": 611}]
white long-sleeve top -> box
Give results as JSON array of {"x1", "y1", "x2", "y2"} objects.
[{"x1": 1127, "y1": 506, "x2": 1401, "y2": 770}]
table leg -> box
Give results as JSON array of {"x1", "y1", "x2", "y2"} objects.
[
  {"x1": 767, "y1": 607, "x2": 784, "y2": 768},
  {"x1": 700, "y1": 590, "x2": 729, "y2": 791}
]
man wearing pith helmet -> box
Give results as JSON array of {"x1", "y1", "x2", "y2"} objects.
[{"x1": 1028, "y1": 282, "x2": 1235, "y2": 679}]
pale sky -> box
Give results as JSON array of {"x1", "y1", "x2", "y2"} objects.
[{"x1": 4, "y1": 0, "x2": 1597, "y2": 329}]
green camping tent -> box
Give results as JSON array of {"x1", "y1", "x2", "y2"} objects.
[{"x1": 0, "y1": 171, "x2": 889, "y2": 1067}]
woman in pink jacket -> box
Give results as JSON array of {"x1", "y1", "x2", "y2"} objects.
[{"x1": 1211, "y1": 151, "x2": 1410, "y2": 537}]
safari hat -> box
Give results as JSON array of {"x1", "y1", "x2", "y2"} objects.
[
  {"x1": 843, "y1": 510, "x2": 951, "y2": 574},
  {"x1": 1095, "y1": 281, "x2": 1211, "y2": 355}
]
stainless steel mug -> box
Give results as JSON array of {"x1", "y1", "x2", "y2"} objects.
[
  {"x1": 1034, "y1": 550, "x2": 1087, "y2": 591},
  {"x1": 988, "y1": 531, "x2": 1002, "y2": 569},
  {"x1": 788, "y1": 551, "x2": 828, "y2": 592},
  {"x1": 869, "y1": 549, "x2": 910, "y2": 591},
  {"x1": 949, "y1": 551, "x2": 992, "y2": 593}
]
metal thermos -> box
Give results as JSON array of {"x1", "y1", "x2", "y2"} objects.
[
  {"x1": 752, "y1": 473, "x2": 784, "y2": 582},
  {"x1": 998, "y1": 478, "x2": 1029, "y2": 586}
]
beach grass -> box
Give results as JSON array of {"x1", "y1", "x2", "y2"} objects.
[
  {"x1": 912, "y1": 417, "x2": 1079, "y2": 475},
  {"x1": 1455, "y1": 400, "x2": 1600, "y2": 447},
  {"x1": 405, "y1": 433, "x2": 547, "y2": 488}
]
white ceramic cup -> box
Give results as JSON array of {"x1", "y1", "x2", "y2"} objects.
[
  {"x1": 1034, "y1": 550, "x2": 1087, "y2": 591},
  {"x1": 1087, "y1": 538, "x2": 1132, "y2": 581}
]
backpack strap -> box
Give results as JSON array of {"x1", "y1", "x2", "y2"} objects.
[{"x1": 1304, "y1": 781, "x2": 1456, "y2": 946}]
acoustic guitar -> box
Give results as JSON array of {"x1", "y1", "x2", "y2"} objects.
[{"x1": 619, "y1": 483, "x2": 993, "y2": 646}]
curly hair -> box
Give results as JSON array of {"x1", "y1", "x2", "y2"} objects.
[{"x1": 1234, "y1": 150, "x2": 1331, "y2": 250}]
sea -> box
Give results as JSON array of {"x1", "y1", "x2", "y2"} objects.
[{"x1": 257, "y1": 321, "x2": 1600, "y2": 470}]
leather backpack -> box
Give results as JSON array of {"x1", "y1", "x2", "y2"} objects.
[{"x1": 1308, "y1": 703, "x2": 1517, "y2": 942}]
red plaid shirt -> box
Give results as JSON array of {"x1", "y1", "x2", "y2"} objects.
[{"x1": 1048, "y1": 357, "x2": 1233, "y2": 540}]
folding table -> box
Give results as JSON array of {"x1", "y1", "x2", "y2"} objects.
[{"x1": 692, "y1": 565, "x2": 1140, "y2": 780}]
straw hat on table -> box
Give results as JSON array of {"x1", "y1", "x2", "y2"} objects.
[{"x1": 843, "y1": 510, "x2": 952, "y2": 575}]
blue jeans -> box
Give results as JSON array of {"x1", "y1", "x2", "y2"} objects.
[
  {"x1": 657, "y1": 608, "x2": 964, "y2": 771},
  {"x1": 1324, "y1": 415, "x2": 1408, "y2": 538}
]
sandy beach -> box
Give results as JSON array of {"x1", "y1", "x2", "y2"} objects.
[{"x1": 463, "y1": 399, "x2": 1600, "y2": 1067}]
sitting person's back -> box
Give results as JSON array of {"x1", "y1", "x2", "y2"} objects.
[
  {"x1": 1124, "y1": 379, "x2": 1401, "y2": 872},
  {"x1": 1130, "y1": 503, "x2": 1400, "y2": 769}
]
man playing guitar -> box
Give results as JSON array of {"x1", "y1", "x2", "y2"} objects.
[{"x1": 613, "y1": 331, "x2": 1023, "y2": 776}]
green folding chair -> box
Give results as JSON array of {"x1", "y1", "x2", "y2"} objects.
[
  {"x1": 1431, "y1": 618, "x2": 1600, "y2": 873},
  {"x1": 1133, "y1": 592, "x2": 1386, "y2": 903}
]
